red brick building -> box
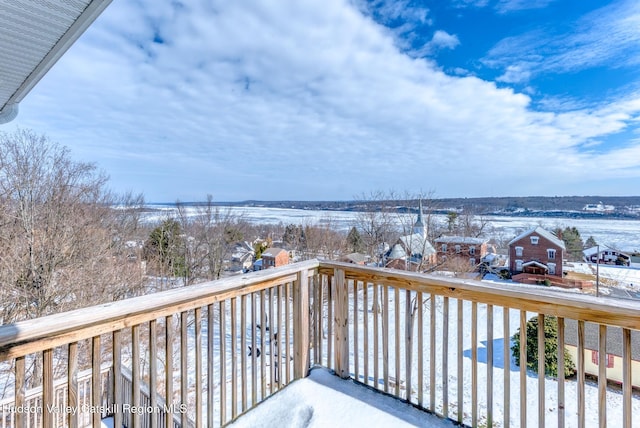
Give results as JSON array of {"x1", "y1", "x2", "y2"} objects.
[
  {"x1": 508, "y1": 227, "x2": 565, "y2": 277},
  {"x1": 434, "y1": 236, "x2": 489, "y2": 267},
  {"x1": 261, "y1": 247, "x2": 290, "y2": 269}
]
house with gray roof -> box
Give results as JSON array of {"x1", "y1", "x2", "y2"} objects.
[{"x1": 564, "y1": 319, "x2": 640, "y2": 388}]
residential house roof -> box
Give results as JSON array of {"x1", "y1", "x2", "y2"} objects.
[
  {"x1": 564, "y1": 319, "x2": 640, "y2": 361},
  {"x1": 262, "y1": 248, "x2": 288, "y2": 258},
  {"x1": 435, "y1": 236, "x2": 487, "y2": 245},
  {"x1": 341, "y1": 253, "x2": 368, "y2": 264},
  {"x1": 398, "y1": 234, "x2": 436, "y2": 257},
  {"x1": 583, "y1": 246, "x2": 629, "y2": 258},
  {"x1": 387, "y1": 244, "x2": 407, "y2": 260},
  {"x1": 508, "y1": 226, "x2": 566, "y2": 250},
  {"x1": 0, "y1": 0, "x2": 112, "y2": 123}
]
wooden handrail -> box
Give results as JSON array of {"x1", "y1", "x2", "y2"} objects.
[
  {"x1": 318, "y1": 261, "x2": 640, "y2": 329},
  {"x1": 0, "y1": 260, "x2": 319, "y2": 360}
]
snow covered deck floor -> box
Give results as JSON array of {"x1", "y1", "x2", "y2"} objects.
[{"x1": 227, "y1": 368, "x2": 455, "y2": 428}]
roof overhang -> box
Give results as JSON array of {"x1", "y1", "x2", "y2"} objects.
[
  {"x1": 522, "y1": 261, "x2": 549, "y2": 270},
  {"x1": 0, "y1": 0, "x2": 112, "y2": 124}
]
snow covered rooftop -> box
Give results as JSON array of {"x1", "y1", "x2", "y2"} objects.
[
  {"x1": 434, "y1": 235, "x2": 487, "y2": 245},
  {"x1": 508, "y1": 226, "x2": 566, "y2": 249},
  {"x1": 227, "y1": 368, "x2": 455, "y2": 428}
]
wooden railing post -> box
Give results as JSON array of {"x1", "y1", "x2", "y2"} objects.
[
  {"x1": 334, "y1": 268, "x2": 349, "y2": 379},
  {"x1": 293, "y1": 269, "x2": 310, "y2": 379}
]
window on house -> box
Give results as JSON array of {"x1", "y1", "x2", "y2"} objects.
[
  {"x1": 592, "y1": 351, "x2": 615, "y2": 368},
  {"x1": 515, "y1": 246, "x2": 523, "y2": 257},
  {"x1": 530, "y1": 236, "x2": 539, "y2": 245},
  {"x1": 469, "y1": 246, "x2": 476, "y2": 255},
  {"x1": 548, "y1": 262, "x2": 556, "y2": 275},
  {"x1": 547, "y1": 249, "x2": 556, "y2": 259},
  {"x1": 470, "y1": 258, "x2": 476, "y2": 266},
  {"x1": 441, "y1": 244, "x2": 447, "y2": 252},
  {"x1": 455, "y1": 245, "x2": 461, "y2": 253},
  {"x1": 515, "y1": 260, "x2": 523, "y2": 271}
]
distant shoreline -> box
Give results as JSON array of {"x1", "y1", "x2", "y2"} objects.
[{"x1": 145, "y1": 196, "x2": 640, "y2": 220}]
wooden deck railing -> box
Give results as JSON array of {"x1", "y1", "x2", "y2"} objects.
[{"x1": 1, "y1": 259, "x2": 639, "y2": 427}]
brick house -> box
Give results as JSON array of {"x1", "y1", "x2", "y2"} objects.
[
  {"x1": 261, "y1": 247, "x2": 290, "y2": 269},
  {"x1": 508, "y1": 227, "x2": 565, "y2": 277},
  {"x1": 434, "y1": 236, "x2": 488, "y2": 267}
]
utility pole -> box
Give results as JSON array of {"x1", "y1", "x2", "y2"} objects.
[{"x1": 596, "y1": 244, "x2": 600, "y2": 297}]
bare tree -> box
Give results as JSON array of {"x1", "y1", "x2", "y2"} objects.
[
  {"x1": 0, "y1": 129, "x2": 146, "y2": 323},
  {"x1": 176, "y1": 195, "x2": 247, "y2": 283},
  {"x1": 352, "y1": 191, "x2": 398, "y2": 263}
]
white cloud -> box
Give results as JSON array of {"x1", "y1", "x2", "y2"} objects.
[
  {"x1": 496, "y1": 64, "x2": 531, "y2": 84},
  {"x1": 430, "y1": 30, "x2": 460, "y2": 50},
  {"x1": 495, "y1": 0, "x2": 556, "y2": 14},
  {"x1": 483, "y1": 0, "x2": 640, "y2": 82},
  {"x1": 8, "y1": 0, "x2": 640, "y2": 201}
]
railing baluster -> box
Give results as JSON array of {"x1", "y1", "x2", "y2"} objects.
[
  {"x1": 557, "y1": 317, "x2": 565, "y2": 428},
  {"x1": 268, "y1": 289, "x2": 274, "y2": 392},
  {"x1": 457, "y1": 299, "x2": 463, "y2": 425},
  {"x1": 194, "y1": 308, "x2": 202, "y2": 427},
  {"x1": 220, "y1": 301, "x2": 227, "y2": 424},
  {"x1": 622, "y1": 328, "x2": 631, "y2": 428},
  {"x1": 442, "y1": 296, "x2": 449, "y2": 417},
  {"x1": 231, "y1": 297, "x2": 238, "y2": 419},
  {"x1": 430, "y1": 294, "x2": 436, "y2": 412},
  {"x1": 520, "y1": 310, "x2": 527, "y2": 428},
  {"x1": 165, "y1": 315, "x2": 174, "y2": 425},
  {"x1": 382, "y1": 285, "x2": 389, "y2": 393},
  {"x1": 405, "y1": 289, "x2": 412, "y2": 402},
  {"x1": 92, "y1": 337, "x2": 103, "y2": 427},
  {"x1": 538, "y1": 313, "x2": 545, "y2": 427},
  {"x1": 578, "y1": 320, "x2": 585, "y2": 428},
  {"x1": 334, "y1": 268, "x2": 349, "y2": 379},
  {"x1": 598, "y1": 324, "x2": 607, "y2": 428},
  {"x1": 276, "y1": 285, "x2": 282, "y2": 390},
  {"x1": 417, "y1": 291, "x2": 423, "y2": 407},
  {"x1": 487, "y1": 303, "x2": 493, "y2": 427},
  {"x1": 132, "y1": 326, "x2": 140, "y2": 428},
  {"x1": 503, "y1": 307, "x2": 510, "y2": 428},
  {"x1": 285, "y1": 282, "x2": 291, "y2": 385},
  {"x1": 327, "y1": 275, "x2": 333, "y2": 370},
  {"x1": 240, "y1": 298, "x2": 247, "y2": 411},
  {"x1": 293, "y1": 269, "x2": 310, "y2": 380},
  {"x1": 180, "y1": 312, "x2": 188, "y2": 428},
  {"x1": 394, "y1": 286, "x2": 400, "y2": 397},
  {"x1": 354, "y1": 280, "x2": 359, "y2": 382},
  {"x1": 260, "y1": 289, "x2": 266, "y2": 400},
  {"x1": 68, "y1": 341, "x2": 79, "y2": 428},
  {"x1": 363, "y1": 282, "x2": 369, "y2": 386},
  {"x1": 207, "y1": 304, "x2": 215, "y2": 427},
  {"x1": 316, "y1": 276, "x2": 323, "y2": 365},
  {"x1": 374, "y1": 283, "x2": 379, "y2": 390},
  {"x1": 43, "y1": 348, "x2": 53, "y2": 428},
  {"x1": 150, "y1": 319, "x2": 158, "y2": 428},
  {"x1": 471, "y1": 301, "x2": 477, "y2": 427},
  {"x1": 14, "y1": 356, "x2": 24, "y2": 428},
  {"x1": 251, "y1": 293, "x2": 257, "y2": 407}
]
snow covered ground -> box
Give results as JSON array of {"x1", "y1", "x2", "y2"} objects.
[{"x1": 566, "y1": 262, "x2": 640, "y2": 290}]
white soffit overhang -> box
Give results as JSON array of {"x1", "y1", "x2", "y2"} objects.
[{"x1": 0, "y1": 0, "x2": 112, "y2": 124}]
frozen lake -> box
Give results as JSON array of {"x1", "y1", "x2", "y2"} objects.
[{"x1": 143, "y1": 205, "x2": 640, "y2": 252}]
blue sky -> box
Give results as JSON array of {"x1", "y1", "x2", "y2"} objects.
[{"x1": 6, "y1": 0, "x2": 640, "y2": 202}]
